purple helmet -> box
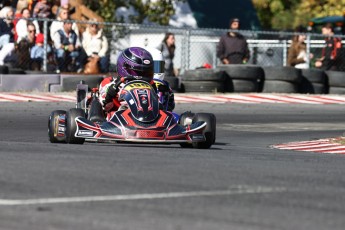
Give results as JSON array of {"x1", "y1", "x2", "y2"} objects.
[{"x1": 116, "y1": 47, "x2": 154, "y2": 82}]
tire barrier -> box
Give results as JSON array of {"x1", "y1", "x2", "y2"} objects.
[
  {"x1": 2, "y1": 67, "x2": 345, "y2": 94},
  {"x1": 216, "y1": 64, "x2": 264, "y2": 92},
  {"x1": 0, "y1": 65, "x2": 9, "y2": 74},
  {"x1": 164, "y1": 75, "x2": 179, "y2": 92},
  {"x1": 61, "y1": 75, "x2": 105, "y2": 91},
  {"x1": 8, "y1": 68, "x2": 26, "y2": 74},
  {"x1": 300, "y1": 69, "x2": 328, "y2": 94},
  {"x1": 180, "y1": 69, "x2": 228, "y2": 93},
  {"x1": 326, "y1": 71, "x2": 345, "y2": 94},
  {"x1": 262, "y1": 66, "x2": 302, "y2": 93}
]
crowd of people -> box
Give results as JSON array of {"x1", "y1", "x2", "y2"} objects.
[{"x1": 0, "y1": 0, "x2": 110, "y2": 73}]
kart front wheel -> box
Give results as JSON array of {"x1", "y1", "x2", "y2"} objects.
[
  {"x1": 192, "y1": 113, "x2": 216, "y2": 149},
  {"x1": 65, "y1": 108, "x2": 86, "y2": 144},
  {"x1": 48, "y1": 110, "x2": 66, "y2": 143}
]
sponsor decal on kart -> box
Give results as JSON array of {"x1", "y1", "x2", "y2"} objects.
[
  {"x1": 123, "y1": 83, "x2": 152, "y2": 90},
  {"x1": 77, "y1": 130, "x2": 94, "y2": 137}
]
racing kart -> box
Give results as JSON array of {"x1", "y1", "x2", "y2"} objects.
[{"x1": 48, "y1": 76, "x2": 216, "y2": 149}]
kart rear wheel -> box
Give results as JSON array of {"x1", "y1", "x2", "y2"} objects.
[
  {"x1": 178, "y1": 112, "x2": 195, "y2": 148},
  {"x1": 65, "y1": 108, "x2": 86, "y2": 144},
  {"x1": 192, "y1": 113, "x2": 216, "y2": 149},
  {"x1": 48, "y1": 110, "x2": 66, "y2": 143}
]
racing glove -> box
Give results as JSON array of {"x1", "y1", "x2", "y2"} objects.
[{"x1": 104, "y1": 83, "x2": 118, "y2": 105}]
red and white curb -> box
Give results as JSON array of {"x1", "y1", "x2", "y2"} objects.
[
  {"x1": 1, "y1": 93, "x2": 345, "y2": 104},
  {"x1": 271, "y1": 138, "x2": 345, "y2": 154}
]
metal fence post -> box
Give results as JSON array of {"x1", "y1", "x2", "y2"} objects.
[
  {"x1": 213, "y1": 42, "x2": 217, "y2": 68},
  {"x1": 42, "y1": 20, "x2": 48, "y2": 72},
  {"x1": 306, "y1": 33, "x2": 311, "y2": 68},
  {"x1": 283, "y1": 39, "x2": 287, "y2": 66},
  {"x1": 183, "y1": 29, "x2": 191, "y2": 73}
]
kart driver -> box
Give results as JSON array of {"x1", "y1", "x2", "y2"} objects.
[{"x1": 99, "y1": 46, "x2": 175, "y2": 119}]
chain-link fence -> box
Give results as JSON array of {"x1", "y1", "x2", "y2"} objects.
[{"x1": 2, "y1": 17, "x2": 345, "y2": 74}]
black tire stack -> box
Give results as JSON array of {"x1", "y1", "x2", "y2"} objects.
[
  {"x1": 262, "y1": 66, "x2": 302, "y2": 93},
  {"x1": 216, "y1": 64, "x2": 264, "y2": 92},
  {"x1": 326, "y1": 71, "x2": 345, "y2": 94},
  {"x1": 164, "y1": 75, "x2": 179, "y2": 92},
  {"x1": 300, "y1": 69, "x2": 328, "y2": 94},
  {"x1": 0, "y1": 65, "x2": 9, "y2": 74},
  {"x1": 180, "y1": 69, "x2": 228, "y2": 93}
]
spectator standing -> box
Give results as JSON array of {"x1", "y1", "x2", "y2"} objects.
[
  {"x1": 52, "y1": 20, "x2": 82, "y2": 72},
  {"x1": 217, "y1": 18, "x2": 250, "y2": 64},
  {"x1": 157, "y1": 32, "x2": 176, "y2": 77},
  {"x1": 82, "y1": 19, "x2": 109, "y2": 73},
  {"x1": 16, "y1": 7, "x2": 40, "y2": 43},
  {"x1": 287, "y1": 26, "x2": 314, "y2": 69},
  {"x1": 0, "y1": 6, "x2": 15, "y2": 49},
  {"x1": 315, "y1": 23, "x2": 342, "y2": 71},
  {"x1": 50, "y1": 6, "x2": 79, "y2": 40}
]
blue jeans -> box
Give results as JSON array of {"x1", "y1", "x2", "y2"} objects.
[
  {"x1": 55, "y1": 48, "x2": 81, "y2": 72},
  {"x1": 0, "y1": 34, "x2": 10, "y2": 49}
]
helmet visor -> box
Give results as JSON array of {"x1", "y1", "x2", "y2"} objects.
[{"x1": 153, "y1": 61, "x2": 165, "y2": 74}]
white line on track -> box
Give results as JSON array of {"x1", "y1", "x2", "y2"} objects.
[{"x1": 0, "y1": 186, "x2": 286, "y2": 206}]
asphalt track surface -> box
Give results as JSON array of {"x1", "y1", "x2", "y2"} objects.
[{"x1": 1, "y1": 101, "x2": 345, "y2": 230}]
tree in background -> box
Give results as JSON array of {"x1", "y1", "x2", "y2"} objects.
[
  {"x1": 252, "y1": 0, "x2": 345, "y2": 30},
  {"x1": 252, "y1": 0, "x2": 301, "y2": 30},
  {"x1": 84, "y1": 0, "x2": 177, "y2": 25},
  {"x1": 294, "y1": 0, "x2": 345, "y2": 27}
]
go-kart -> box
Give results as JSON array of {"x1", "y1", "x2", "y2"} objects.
[{"x1": 48, "y1": 76, "x2": 216, "y2": 149}]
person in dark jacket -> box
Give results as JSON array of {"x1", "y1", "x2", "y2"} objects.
[
  {"x1": 315, "y1": 23, "x2": 342, "y2": 71},
  {"x1": 217, "y1": 18, "x2": 250, "y2": 64}
]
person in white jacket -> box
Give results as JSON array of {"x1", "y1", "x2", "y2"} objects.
[
  {"x1": 81, "y1": 20, "x2": 109, "y2": 73},
  {"x1": 16, "y1": 7, "x2": 40, "y2": 43}
]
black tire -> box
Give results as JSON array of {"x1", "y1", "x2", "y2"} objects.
[
  {"x1": 62, "y1": 75, "x2": 104, "y2": 91},
  {"x1": 180, "y1": 69, "x2": 228, "y2": 82},
  {"x1": 0, "y1": 65, "x2": 9, "y2": 74},
  {"x1": 312, "y1": 83, "x2": 328, "y2": 94},
  {"x1": 226, "y1": 79, "x2": 259, "y2": 92},
  {"x1": 164, "y1": 76, "x2": 179, "y2": 91},
  {"x1": 192, "y1": 113, "x2": 216, "y2": 149},
  {"x1": 65, "y1": 108, "x2": 86, "y2": 144},
  {"x1": 216, "y1": 64, "x2": 264, "y2": 80},
  {"x1": 8, "y1": 68, "x2": 26, "y2": 74},
  {"x1": 182, "y1": 81, "x2": 225, "y2": 93},
  {"x1": 328, "y1": 86, "x2": 345, "y2": 94},
  {"x1": 48, "y1": 110, "x2": 66, "y2": 143},
  {"x1": 301, "y1": 69, "x2": 327, "y2": 84},
  {"x1": 298, "y1": 77, "x2": 328, "y2": 94},
  {"x1": 326, "y1": 71, "x2": 345, "y2": 87},
  {"x1": 178, "y1": 112, "x2": 195, "y2": 148},
  {"x1": 262, "y1": 80, "x2": 298, "y2": 93},
  {"x1": 25, "y1": 70, "x2": 44, "y2": 75},
  {"x1": 262, "y1": 66, "x2": 302, "y2": 83}
]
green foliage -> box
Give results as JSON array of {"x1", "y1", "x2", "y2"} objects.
[
  {"x1": 84, "y1": 0, "x2": 179, "y2": 25},
  {"x1": 252, "y1": 0, "x2": 345, "y2": 30}
]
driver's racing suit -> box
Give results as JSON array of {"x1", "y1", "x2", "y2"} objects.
[{"x1": 99, "y1": 76, "x2": 175, "y2": 120}]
